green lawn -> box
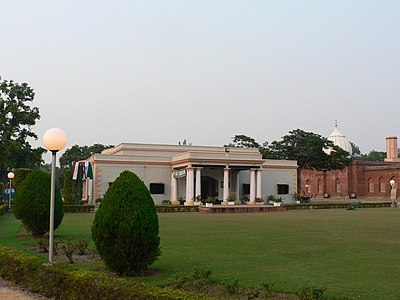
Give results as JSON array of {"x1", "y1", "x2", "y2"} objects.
[{"x1": 2, "y1": 208, "x2": 400, "y2": 299}]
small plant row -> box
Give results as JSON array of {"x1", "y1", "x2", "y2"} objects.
[
  {"x1": 0, "y1": 245, "x2": 212, "y2": 300},
  {"x1": 156, "y1": 205, "x2": 199, "y2": 213},
  {"x1": 63, "y1": 205, "x2": 95, "y2": 213},
  {"x1": 0, "y1": 204, "x2": 6, "y2": 216},
  {"x1": 284, "y1": 201, "x2": 392, "y2": 210},
  {"x1": 36, "y1": 238, "x2": 90, "y2": 264}
]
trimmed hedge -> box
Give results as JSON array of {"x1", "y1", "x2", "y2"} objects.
[
  {"x1": 0, "y1": 204, "x2": 6, "y2": 216},
  {"x1": 0, "y1": 245, "x2": 212, "y2": 300},
  {"x1": 63, "y1": 205, "x2": 95, "y2": 213},
  {"x1": 284, "y1": 201, "x2": 392, "y2": 210},
  {"x1": 156, "y1": 205, "x2": 199, "y2": 213}
]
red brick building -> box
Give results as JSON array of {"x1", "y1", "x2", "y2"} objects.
[
  {"x1": 300, "y1": 125, "x2": 400, "y2": 199},
  {"x1": 301, "y1": 160, "x2": 399, "y2": 199}
]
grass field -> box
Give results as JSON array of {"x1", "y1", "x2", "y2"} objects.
[{"x1": 1, "y1": 208, "x2": 400, "y2": 299}]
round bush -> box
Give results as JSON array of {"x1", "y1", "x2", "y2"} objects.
[
  {"x1": 91, "y1": 170, "x2": 161, "y2": 276},
  {"x1": 13, "y1": 169, "x2": 64, "y2": 237}
]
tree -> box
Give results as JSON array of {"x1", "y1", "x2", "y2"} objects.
[
  {"x1": 13, "y1": 169, "x2": 64, "y2": 237},
  {"x1": 0, "y1": 77, "x2": 45, "y2": 181},
  {"x1": 226, "y1": 134, "x2": 260, "y2": 148},
  {"x1": 357, "y1": 150, "x2": 386, "y2": 162},
  {"x1": 91, "y1": 170, "x2": 161, "y2": 276},
  {"x1": 59, "y1": 144, "x2": 113, "y2": 169},
  {"x1": 266, "y1": 129, "x2": 351, "y2": 170},
  {"x1": 265, "y1": 129, "x2": 352, "y2": 191},
  {"x1": 59, "y1": 144, "x2": 113, "y2": 203}
]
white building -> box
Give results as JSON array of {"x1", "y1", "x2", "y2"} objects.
[{"x1": 83, "y1": 143, "x2": 298, "y2": 205}]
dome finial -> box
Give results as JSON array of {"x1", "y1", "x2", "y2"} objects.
[{"x1": 334, "y1": 119, "x2": 338, "y2": 129}]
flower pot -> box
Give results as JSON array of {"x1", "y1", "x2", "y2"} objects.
[
  {"x1": 206, "y1": 203, "x2": 213, "y2": 207},
  {"x1": 295, "y1": 200, "x2": 300, "y2": 204},
  {"x1": 273, "y1": 202, "x2": 281, "y2": 207},
  {"x1": 228, "y1": 201, "x2": 235, "y2": 206}
]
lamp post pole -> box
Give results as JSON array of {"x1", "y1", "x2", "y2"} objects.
[
  {"x1": 43, "y1": 128, "x2": 67, "y2": 264},
  {"x1": 7, "y1": 172, "x2": 14, "y2": 210}
]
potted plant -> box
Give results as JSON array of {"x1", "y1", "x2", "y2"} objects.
[
  {"x1": 291, "y1": 193, "x2": 302, "y2": 204},
  {"x1": 205, "y1": 197, "x2": 216, "y2": 207},
  {"x1": 267, "y1": 194, "x2": 283, "y2": 206},
  {"x1": 192, "y1": 195, "x2": 202, "y2": 205},
  {"x1": 255, "y1": 197, "x2": 264, "y2": 205},
  {"x1": 226, "y1": 195, "x2": 236, "y2": 205}
]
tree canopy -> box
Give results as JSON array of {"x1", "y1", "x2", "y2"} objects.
[
  {"x1": 0, "y1": 77, "x2": 45, "y2": 181},
  {"x1": 59, "y1": 144, "x2": 113, "y2": 169},
  {"x1": 226, "y1": 134, "x2": 261, "y2": 148},
  {"x1": 228, "y1": 130, "x2": 352, "y2": 172},
  {"x1": 265, "y1": 129, "x2": 352, "y2": 171}
]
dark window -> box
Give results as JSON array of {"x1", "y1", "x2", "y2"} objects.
[
  {"x1": 150, "y1": 183, "x2": 164, "y2": 194},
  {"x1": 277, "y1": 184, "x2": 289, "y2": 195},
  {"x1": 243, "y1": 184, "x2": 250, "y2": 194}
]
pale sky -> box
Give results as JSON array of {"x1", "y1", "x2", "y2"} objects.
[{"x1": 2, "y1": 1, "x2": 400, "y2": 162}]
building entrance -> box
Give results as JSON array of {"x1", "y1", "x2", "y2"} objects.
[{"x1": 201, "y1": 176, "x2": 218, "y2": 199}]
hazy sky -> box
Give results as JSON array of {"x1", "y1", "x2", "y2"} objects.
[{"x1": 2, "y1": 1, "x2": 400, "y2": 162}]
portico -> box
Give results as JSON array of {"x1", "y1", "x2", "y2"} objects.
[{"x1": 169, "y1": 148, "x2": 264, "y2": 205}]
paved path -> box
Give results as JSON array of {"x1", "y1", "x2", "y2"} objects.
[{"x1": 0, "y1": 278, "x2": 49, "y2": 299}]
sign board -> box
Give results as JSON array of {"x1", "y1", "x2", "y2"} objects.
[
  {"x1": 3, "y1": 186, "x2": 16, "y2": 200},
  {"x1": 173, "y1": 169, "x2": 186, "y2": 178}
]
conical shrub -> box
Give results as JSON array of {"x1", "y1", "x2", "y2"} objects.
[
  {"x1": 13, "y1": 169, "x2": 64, "y2": 237},
  {"x1": 91, "y1": 170, "x2": 161, "y2": 276}
]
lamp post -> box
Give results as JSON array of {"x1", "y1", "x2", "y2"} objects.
[
  {"x1": 7, "y1": 172, "x2": 14, "y2": 210},
  {"x1": 43, "y1": 128, "x2": 67, "y2": 264},
  {"x1": 390, "y1": 179, "x2": 396, "y2": 207}
]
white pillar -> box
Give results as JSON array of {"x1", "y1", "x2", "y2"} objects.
[
  {"x1": 185, "y1": 167, "x2": 194, "y2": 205},
  {"x1": 235, "y1": 171, "x2": 240, "y2": 202},
  {"x1": 249, "y1": 169, "x2": 256, "y2": 204},
  {"x1": 222, "y1": 167, "x2": 230, "y2": 205},
  {"x1": 171, "y1": 171, "x2": 179, "y2": 205},
  {"x1": 256, "y1": 169, "x2": 262, "y2": 199},
  {"x1": 88, "y1": 179, "x2": 93, "y2": 204},
  {"x1": 195, "y1": 167, "x2": 202, "y2": 200}
]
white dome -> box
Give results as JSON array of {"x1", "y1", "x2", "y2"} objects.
[{"x1": 324, "y1": 122, "x2": 352, "y2": 155}]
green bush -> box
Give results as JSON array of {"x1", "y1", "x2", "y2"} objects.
[
  {"x1": 63, "y1": 168, "x2": 73, "y2": 204},
  {"x1": 0, "y1": 204, "x2": 6, "y2": 215},
  {"x1": 13, "y1": 169, "x2": 64, "y2": 237},
  {"x1": 91, "y1": 170, "x2": 161, "y2": 276},
  {"x1": 0, "y1": 245, "x2": 211, "y2": 299},
  {"x1": 13, "y1": 168, "x2": 33, "y2": 187}
]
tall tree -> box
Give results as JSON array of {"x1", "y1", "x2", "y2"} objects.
[
  {"x1": 266, "y1": 129, "x2": 351, "y2": 171},
  {"x1": 265, "y1": 129, "x2": 352, "y2": 191},
  {"x1": 59, "y1": 144, "x2": 113, "y2": 170},
  {"x1": 59, "y1": 144, "x2": 113, "y2": 203},
  {"x1": 357, "y1": 150, "x2": 386, "y2": 162},
  {"x1": 0, "y1": 77, "x2": 45, "y2": 181},
  {"x1": 226, "y1": 134, "x2": 260, "y2": 148}
]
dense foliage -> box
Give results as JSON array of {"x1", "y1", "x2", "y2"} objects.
[
  {"x1": 265, "y1": 129, "x2": 352, "y2": 171},
  {"x1": 0, "y1": 245, "x2": 208, "y2": 300},
  {"x1": 91, "y1": 170, "x2": 161, "y2": 276},
  {"x1": 13, "y1": 169, "x2": 64, "y2": 237},
  {"x1": 0, "y1": 77, "x2": 45, "y2": 181},
  {"x1": 12, "y1": 168, "x2": 33, "y2": 187},
  {"x1": 59, "y1": 144, "x2": 113, "y2": 170}
]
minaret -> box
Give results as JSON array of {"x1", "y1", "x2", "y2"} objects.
[{"x1": 385, "y1": 136, "x2": 400, "y2": 162}]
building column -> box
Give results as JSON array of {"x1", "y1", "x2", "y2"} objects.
[
  {"x1": 249, "y1": 168, "x2": 256, "y2": 204},
  {"x1": 185, "y1": 167, "x2": 194, "y2": 205},
  {"x1": 171, "y1": 171, "x2": 179, "y2": 205},
  {"x1": 235, "y1": 171, "x2": 240, "y2": 202},
  {"x1": 195, "y1": 167, "x2": 202, "y2": 201},
  {"x1": 222, "y1": 167, "x2": 230, "y2": 205},
  {"x1": 256, "y1": 169, "x2": 262, "y2": 199}
]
